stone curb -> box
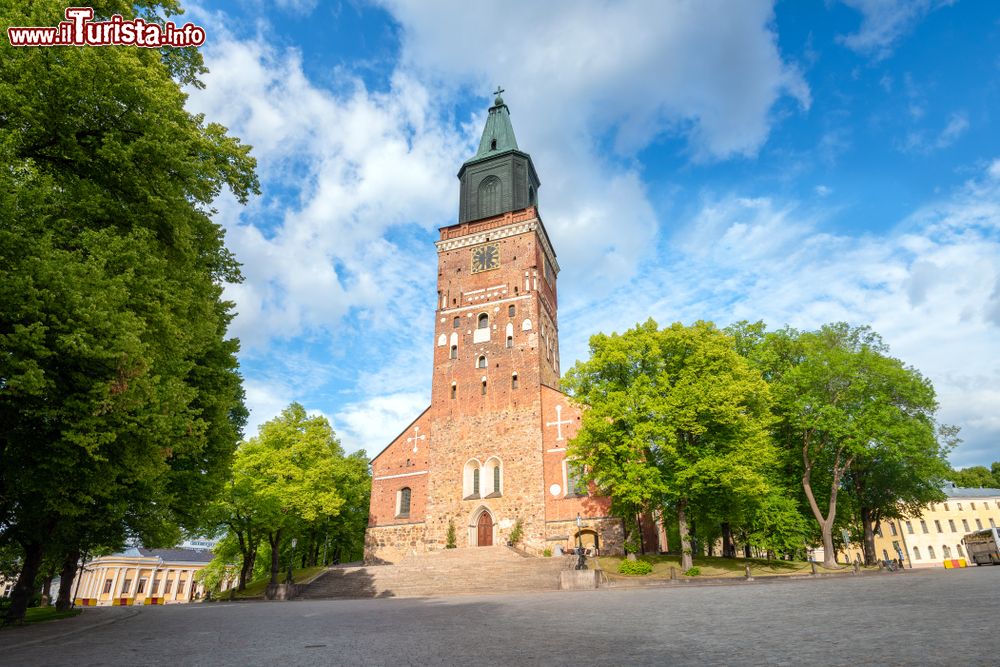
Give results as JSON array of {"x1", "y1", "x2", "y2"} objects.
[{"x1": 602, "y1": 566, "x2": 930, "y2": 590}]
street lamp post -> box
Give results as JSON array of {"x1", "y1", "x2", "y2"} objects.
[
  {"x1": 575, "y1": 514, "x2": 587, "y2": 570},
  {"x1": 285, "y1": 538, "x2": 298, "y2": 584}
]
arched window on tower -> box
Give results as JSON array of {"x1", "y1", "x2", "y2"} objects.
[
  {"x1": 477, "y1": 355, "x2": 487, "y2": 369},
  {"x1": 450, "y1": 345, "x2": 457, "y2": 359},
  {"x1": 478, "y1": 176, "x2": 501, "y2": 218},
  {"x1": 511, "y1": 373, "x2": 518, "y2": 389},
  {"x1": 478, "y1": 313, "x2": 489, "y2": 329},
  {"x1": 453, "y1": 316, "x2": 460, "y2": 328},
  {"x1": 473, "y1": 468, "x2": 480, "y2": 496},
  {"x1": 508, "y1": 305, "x2": 515, "y2": 317},
  {"x1": 396, "y1": 487, "x2": 411, "y2": 518},
  {"x1": 450, "y1": 382, "x2": 457, "y2": 399}
]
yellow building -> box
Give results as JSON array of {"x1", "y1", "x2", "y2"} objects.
[
  {"x1": 72, "y1": 547, "x2": 213, "y2": 606},
  {"x1": 850, "y1": 483, "x2": 1000, "y2": 568}
]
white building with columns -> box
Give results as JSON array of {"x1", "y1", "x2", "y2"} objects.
[{"x1": 73, "y1": 547, "x2": 213, "y2": 606}]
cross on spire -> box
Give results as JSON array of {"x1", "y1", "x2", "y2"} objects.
[
  {"x1": 545, "y1": 404, "x2": 573, "y2": 441},
  {"x1": 493, "y1": 85, "x2": 505, "y2": 97},
  {"x1": 493, "y1": 85, "x2": 505, "y2": 106},
  {"x1": 406, "y1": 425, "x2": 426, "y2": 453}
]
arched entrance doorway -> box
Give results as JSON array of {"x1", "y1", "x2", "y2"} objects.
[{"x1": 477, "y1": 512, "x2": 494, "y2": 547}]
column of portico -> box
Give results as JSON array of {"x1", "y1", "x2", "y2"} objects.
[
  {"x1": 109, "y1": 567, "x2": 123, "y2": 601},
  {"x1": 83, "y1": 568, "x2": 98, "y2": 598},
  {"x1": 92, "y1": 567, "x2": 107, "y2": 598}
]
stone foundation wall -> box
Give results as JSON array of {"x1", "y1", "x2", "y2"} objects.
[{"x1": 365, "y1": 523, "x2": 428, "y2": 564}]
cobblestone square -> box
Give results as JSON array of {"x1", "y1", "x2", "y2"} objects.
[{"x1": 3, "y1": 567, "x2": 998, "y2": 666}]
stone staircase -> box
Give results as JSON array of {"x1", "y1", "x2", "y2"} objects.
[{"x1": 298, "y1": 546, "x2": 573, "y2": 599}]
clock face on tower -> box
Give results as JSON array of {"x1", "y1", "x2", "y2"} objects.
[{"x1": 471, "y1": 242, "x2": 500, "y2": 273}]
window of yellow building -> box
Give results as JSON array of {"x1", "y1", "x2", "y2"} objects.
[
  {"x1": 934, "y1": 520, "x2": 942, "y2": 532},
  {"x1": 913, "y1": 546, "x2": 921, "y2": 560},
  {"x1": 890, "y1": 522, "x2": 898, "y2": 536},
  {"x1": 976, "y1": 518, "x2": 983, "y2": 530},
  {"x1": 962, "y1": 519, "x2": 970, "y2": 531},
  {"x1": 949, "y1": 519, "x2": 956, "y2": 532},
  {"x1": 920, "y1": 520, "x2": 928, "y2": 533},
  {"x1": 906, "y1": 521, "x2": 914, "y2": 534},
  {"x1": 928, "y1": 545, "x2": 936, "y2": 558}
]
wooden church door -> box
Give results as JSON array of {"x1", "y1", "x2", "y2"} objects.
[{"x1": 477, "y1": 513, "x2": 493, "y2": 547}]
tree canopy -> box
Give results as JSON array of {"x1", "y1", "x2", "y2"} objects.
[
  {"x1": 206, "y1": 403, "x2": 370, "y2": 590},
  {"x1": 1, "y1": 0, "x2": 257, "y2": 622},
  {"x1": 564, "y1": 320, "x2": 776, "y2": 570}
]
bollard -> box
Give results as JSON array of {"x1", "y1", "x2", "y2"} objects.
[
  {"x1": 811, "y1": 562, "x2": 818, "y2": 576},
  {"x1": 670, "y1": 566, "x2": 677, "y2": 581},
  {"x1": 853, "y1": 561, "x2": 860, "y2": 575},
  {"x1": 744, "y1": 563, "x2": 753, "y2": 581}
]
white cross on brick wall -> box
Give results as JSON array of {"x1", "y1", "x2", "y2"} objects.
[
  {"x1": 406, "y1": 425, "x2": 426, "y2": 453},
  {"x1": 545, "y1": 404, "x2": 573, "y2": 441}
]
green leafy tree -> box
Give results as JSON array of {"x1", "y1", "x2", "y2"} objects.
[
  {"x1": 229, "y1": 404, "x2": 347, "y2": 585},
  {"x1": 949, "y1": 465, "x2": 998, "y2": 489},
  {"x1": 763, "y1": 323, "x2": 950, "y2": 568},
  {"x1": 0, "y1": 0, "x2": 256, "y2": 622},
  {"x1": 565, "y1": 320, "x2": 775, "y2": 571}
]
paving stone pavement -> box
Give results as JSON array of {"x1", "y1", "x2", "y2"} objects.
[{"x1": 1, "y1": 566, "x2": 997, "y2": 666}]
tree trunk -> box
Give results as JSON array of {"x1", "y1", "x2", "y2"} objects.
[
  {"x1": 743, "y1": 543, "x2": 751, "y2": 559},
  {"x1": 860, "y1": 506, "x2": 877, "y2": 565},
  {"x1": 56, "y1": 548, "x2": 80, "y2": 611},
  {"x1": 4, "y1": 541, "x2": 44, "y2": 625},
  {"x1": 268, "y1": 530, "x2": 282, "y2": 585},
  {"x1": 40, "y1": 574, "x2": 53, "y2": 606},
  {"x1": 721, "y1": 522, "x2": 735, "y2": 558},
  {"x1": 802, "y1": 441, "x2": 850, "y2": 569},
  {"x1": 677, "y1": 500, "x2": 693, "y2": 571}
]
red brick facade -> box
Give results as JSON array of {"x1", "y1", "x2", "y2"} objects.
[{"x1": 365, "y1": 208, "x2": 626, "y2": 563}]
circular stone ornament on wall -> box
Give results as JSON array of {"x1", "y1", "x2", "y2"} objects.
[{"x1": 549, "y1": 484, "x2": 561, "y2": 497}]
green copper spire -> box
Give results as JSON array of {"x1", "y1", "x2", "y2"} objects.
[
  {"x1": 471, "y1": 86, "x2": 519, "y2": 160},
  {"x1": 457, "y1": 88, "x2": 539, "y2": 224}
]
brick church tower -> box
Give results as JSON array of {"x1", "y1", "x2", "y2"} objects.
[{"x1": 364, "y1": 92, "x2": 625, "y2": 562}]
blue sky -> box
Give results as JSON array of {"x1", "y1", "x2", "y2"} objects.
[{"x1": 180, "y1": 0, "x2": 1000, "y2": 468}]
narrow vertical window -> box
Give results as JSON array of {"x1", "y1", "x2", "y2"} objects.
[
  {"x1": 451, "y1": 383, "x2": 457, "y2": 399},
  {"x1": 493, "y1": 465, "x2": 501, "y2": 494},
  {"x1": 928, "y1": 545, "x2": 936, "y2": 559},
  {"x1": 398, "y1": 487, "x2": 411, "y2": 517},
  {"x1": 913, "y1": 546, "x2": 921, "y2": 560},
  {"x1": 473, "y1": 468, "x2": 480, "y2": 495},
  {"x1": 453, "y1": 317, "x2": 460, "y2": 328},
  {"x1": 478, "y1": 313, "x2": 489, "y2": 329},
  {"x1": 511, "y1": 373, "x2": 518, "y2": 389},
  {"x1": 508, "y1": 305, "x2": 515, "y2": 317},
  {"x1": 506, "y1": 336, "x2": 513, "y2": 348},
  {"x1": 477, "y1": 355, "x2": 487, "y2": 369},
  {"x1": 450, "y1": 345, "x2": 457, "y2": 359},
  {"x1": 481, "y1": 380, "x2": 487, "y2": 395}
]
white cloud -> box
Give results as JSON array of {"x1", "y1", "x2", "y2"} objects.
[
  {"x1": 184, "y1": 20, "x2": 471, "y2": 352},
  {"x1": 838, "y1": 0, "x2": 953, "y2": 59},
  {"x1": 558, "y1": 161, "x2": 1000, "y2": 468},
  {"x1": 377, "y1": 0, "x2": 809, "y2": 294},
  {"x1": 334, "y1": 392, "x2": 430, "y2": 455}
]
